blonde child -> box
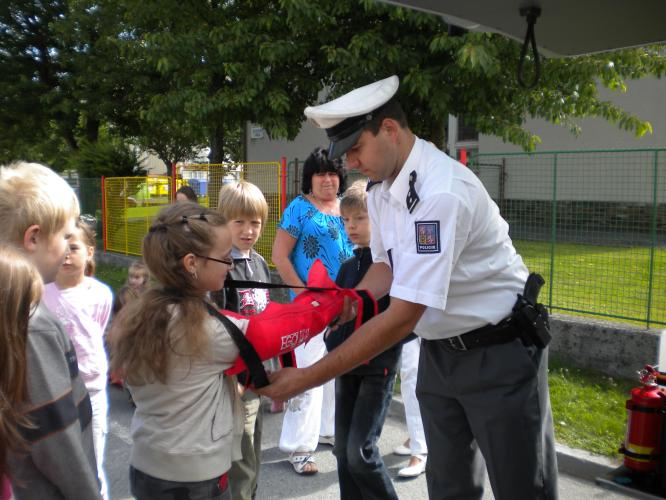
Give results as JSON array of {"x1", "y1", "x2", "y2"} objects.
[
  {"x1": 42, "y1": 220, "x2": 113, "y2": 500},
  {"x1": 109, "y1": 202, "x2": 243, "y2": 500},
  {"x1": 326, "y1": 180, "x2": 404, "y2": 499},
  {"x1": 0, "y1": 247, "x2": 43, "y2": 500},
  {"x1": 0, "y1": 162, "x2": 100, "y2": 499},
  {"x1": 213, "y1": 181, "x2": 272, "y2": 500}
]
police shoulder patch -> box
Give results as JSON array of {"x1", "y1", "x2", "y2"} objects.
[{"x1": 414, "y1": 221, "x2": 441, "y2": 254}]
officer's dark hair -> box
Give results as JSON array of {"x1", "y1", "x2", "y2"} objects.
[
  {"x1": 300, "y1": 146, "x2": 347, "y2": 195},
  {"x1": 364, "y1": 98, "x2": 408, "y2": 135}
]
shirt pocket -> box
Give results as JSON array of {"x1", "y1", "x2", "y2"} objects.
[{"x1": 211, "y1": 375, "x2": 233, "y2": 441}]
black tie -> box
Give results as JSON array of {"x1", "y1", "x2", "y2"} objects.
[{"x1": 406, "y1": 170, "x2": 420, "y2": 213}]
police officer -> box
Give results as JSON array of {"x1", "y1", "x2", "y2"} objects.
[{"x1": 260, "y1": 75, "x2": 558, "y2": 500}]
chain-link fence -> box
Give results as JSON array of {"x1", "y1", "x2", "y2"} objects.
[
  {"x1": 470, "y1": 148, "x2": 666, "y2": 328},
  {"x1": 83, "y1": 148, "x2": 665, "y2": 327},
  {"x1": 101, "y1": 162, "x2": 283, "y2": 259},
  {"x1": 102, "y1": 176, "x2": 169, "y2": 256}
]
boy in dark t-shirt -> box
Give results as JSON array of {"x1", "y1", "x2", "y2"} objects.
[{"x1": 325, "y1": 180, "x2": 409, "y2": 500}]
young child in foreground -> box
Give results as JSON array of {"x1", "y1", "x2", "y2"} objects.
[
  {"x1": 212, "y1": 180, "x2": 273, "y2": 500},
  {"x1": 43, "y1": 220, "x2": 113, "y2": 499},
  {"x1": 0, "y1": 161, "x2": 101, "y2": 500},
  {"x1": 109, "y1": 202, "x2": 243, "y2": 500},
  {"x1": 325, "y1": 180, "x2": 403, "y2": 500}
]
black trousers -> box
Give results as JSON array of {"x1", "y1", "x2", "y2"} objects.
[
  {"x1": 333, "y1": 370, "x2": 399, "y2": 500},
  {"x1": 417, "y1": 338, "x2": 559, "y2": 500},
  {"x1": 130, "y1": 466, "x2": 230, "y2": 500}
]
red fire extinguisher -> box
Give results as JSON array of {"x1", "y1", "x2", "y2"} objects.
[{"x1": 620, "y1": 365, "x2": 666, "y2": 472}]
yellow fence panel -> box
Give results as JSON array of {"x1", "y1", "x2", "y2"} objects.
[
  {"x1": 104, "y1": 163, "x2": 283, "y2": 263},
  {"x1": 179, "y1": 162, "x2": 283, "y2": 262},
  {"x1": 103, "y1": 176, "x2": 173, "y2": 256}
]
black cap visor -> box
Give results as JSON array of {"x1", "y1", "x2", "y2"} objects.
[{"x1": 328, "y1": 127, "x2": 364, "y2": 160}]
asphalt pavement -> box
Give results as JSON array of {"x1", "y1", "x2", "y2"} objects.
[{"x1": 105, "y1": 385, "x2": 639, "y2": 499}]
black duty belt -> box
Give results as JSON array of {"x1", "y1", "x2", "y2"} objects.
[{"x1": 435, "y1": 318, "x2": 521, "y2": 352}]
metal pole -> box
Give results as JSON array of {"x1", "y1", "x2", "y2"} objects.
[
  {"x1": 548, "y1": 154, "x2": 558, "y2": 310},
  {"x1": 646, "y1": 150, "x2": 659, "y2": 328},
  {"x1": 280, "y1": 156, "x2": 287, "y2": 213}
]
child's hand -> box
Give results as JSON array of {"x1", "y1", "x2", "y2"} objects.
[
  {"x1": 237, "y1": 382, "x2": 245, "y2": 395},
  {"x1": 329, "y1": 296, "x2": 357, "y2": 331}
]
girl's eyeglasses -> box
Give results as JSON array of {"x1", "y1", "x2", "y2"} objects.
[{"x1": 193, "y1": 254, "x2": 233, "y2": 266}]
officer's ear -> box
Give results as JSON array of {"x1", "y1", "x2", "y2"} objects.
[{"x1": 381, "y1": 118, "x2": 400, "y2": 143}]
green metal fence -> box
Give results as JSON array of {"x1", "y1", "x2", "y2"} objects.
[
  {"x1": 470, "y1": 148, "x2": 666, "y2": 328},
  {"x1": 77, "y1": 149, "x2": 666, "y2": 328}
]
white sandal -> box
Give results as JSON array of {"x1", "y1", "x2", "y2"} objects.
[{"x1": 289, "y1": 453, "x2": 318, "y2": 475}]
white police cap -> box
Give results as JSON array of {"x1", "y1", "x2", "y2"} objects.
[{"x1": 304, "y1": 75, "x2": 399, "y2": 160}]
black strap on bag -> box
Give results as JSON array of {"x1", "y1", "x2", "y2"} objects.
[
  {"x1": 225, "y1": 278, "x2": 337, "y2": 293},
  {"x1": 209, "y1": 279, "x2": 376, "y2": 387},
  {"x1": 204, "y1": 302, "x2": 270, "y2": 389}
]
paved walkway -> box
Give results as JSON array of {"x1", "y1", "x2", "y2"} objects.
[{"x1": 104, "y1": 385, "x2": 639, "y2": 499}]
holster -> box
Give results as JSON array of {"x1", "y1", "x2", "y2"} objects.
[{"x1": 512, "y1": 273, "x2": 551, "y2": 349}]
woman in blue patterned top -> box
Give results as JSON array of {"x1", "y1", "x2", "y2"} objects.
[{"x1": 272, "y1": 147, "x2": 353, "y2": 475}]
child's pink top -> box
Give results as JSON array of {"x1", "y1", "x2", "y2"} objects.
[
  {"x1": 43, "y1": 277, "x2": 113, "y2": 394},
  {"x1": 1, "y1": 475, "x2": 12, "y2": 500}
]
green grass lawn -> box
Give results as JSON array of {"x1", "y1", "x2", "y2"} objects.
[
  {"x1": 516, "y1": 240, "x2": 666, "y2": 327},
  {"x1": 549, "y1": 357, "x2": 631, "y2": 458}
]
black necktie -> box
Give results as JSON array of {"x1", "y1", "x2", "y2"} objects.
[{"x1": 406, "y1": 170, "x2": 420, "y2": 213}]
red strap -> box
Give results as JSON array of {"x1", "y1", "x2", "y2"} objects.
[{"x1": 218, "y1": 472, "x2": 228, "y2": 492}]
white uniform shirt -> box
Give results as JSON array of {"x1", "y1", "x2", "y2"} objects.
[{"x1": 368, "y1": 137, "x2": 529, "y2": 339}]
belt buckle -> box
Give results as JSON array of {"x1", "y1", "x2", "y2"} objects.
[{"x1": 446, "y1": 335, "x2": 467, "y2": 351}]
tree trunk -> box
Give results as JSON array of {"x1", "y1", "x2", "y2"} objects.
[{"x1": 208, "y1": 121, "x2": 225, "y2": 208}]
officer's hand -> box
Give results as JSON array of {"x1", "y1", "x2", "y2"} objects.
[
  {"x1": 255, "y1": 367, "x2": 309, "y2": 401},
  {"x1": 329, "y1": 296, "x2": 357, "y2": 331}
]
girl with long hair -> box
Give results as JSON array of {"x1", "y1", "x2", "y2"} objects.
[
  {"x1": 0, "y1": 246, "x2": 43, "y2": 500},
  {"x1": 42, "y1": 220, "x2": 113, "y2": 499},
  {"x1": 109, "y1": 202, "x2": 242, "y2": 500}
]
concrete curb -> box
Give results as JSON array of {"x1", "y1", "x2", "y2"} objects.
[{"x1": 389, "y1": 395, "x2": 619, "y2": 483}]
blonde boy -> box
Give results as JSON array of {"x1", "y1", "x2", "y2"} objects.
[
  {"x1": 214, "y1": 180, "x2": 271, "y2": 500},
  {"x1": 0, "y1": 162, "x2": 101, "y2": 500}
]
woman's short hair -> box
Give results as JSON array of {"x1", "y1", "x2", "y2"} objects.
[
  {"x1": 217, "y1": 180, "x2": 269, "y2": 225},
  {"x1": 0, "y1": 162, "x2": 80, "y2": 246},
  {"x1": 300, "y1": 147, "x2": 347, "y2": 195}
]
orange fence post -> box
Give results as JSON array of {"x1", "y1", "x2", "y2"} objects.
[
  {"x1": 280, "y1": 156, "x2": 287, "y2": 213},
  {"x1": 459, "y1": 148, "x2": 468, "y2": 166}
]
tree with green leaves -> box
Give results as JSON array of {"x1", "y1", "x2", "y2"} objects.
[
  {"x1": 278, "y1": 0, "x2": 666, "y2": 150},
  {"x1": 2, "y1": 0, "x2": 664, "y2": 174}
]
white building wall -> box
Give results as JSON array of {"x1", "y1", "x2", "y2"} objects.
[
  {"x1": 246, "y1": 77, "x2": 666, "y2": 203},
  {"x1": 246, "y1": 122, "x2": 327, "y2": 164},
  {"x1": 479, "y1": 77, "x2": 666, "y2": 153}
]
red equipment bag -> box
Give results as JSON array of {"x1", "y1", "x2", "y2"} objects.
[{"x1": 205, "y1": 259, "x2": 377, "y2": 388}]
